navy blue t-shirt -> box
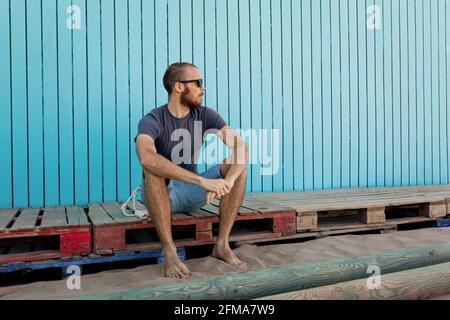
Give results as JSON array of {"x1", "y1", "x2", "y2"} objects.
[{"x1": 135, "y1": 104, "x2": 227, "y2": 173}]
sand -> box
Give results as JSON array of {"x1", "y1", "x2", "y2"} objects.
[{"x1": 1, "y1": 227, "x2": 449, "y2": 300}]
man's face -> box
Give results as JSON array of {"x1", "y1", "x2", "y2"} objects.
[{"x1": 179, "y1": 67, "x2": 205, "y2": 110}]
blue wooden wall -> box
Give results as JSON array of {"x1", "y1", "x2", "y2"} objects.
[{"x1": 1, "y1": 0, "x2": 450, "y2": 208}]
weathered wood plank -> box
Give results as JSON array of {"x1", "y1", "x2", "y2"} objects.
[
  {"x1": 101, "y1": 202, "x2": 140, "y2": 224},
  {"x1": 360, "y1": 207, "x2": 386, "y2": 224},
  {"x1": 40, "y1": 206, "x2": 67, "y2": 228},
  {"x1": 66, "y1": 206, "x2": 89, "y2": 226},
  {"x1": 9, "y1": 208, "x2": 40, "y2": 231},
  {"x1": 76, "y1": 244, "x2": 450, "y2": 300},
  {"x1": 419, "y1": 201, "x2": 447, "y2": 218},
  {"x1": 296, "y1": 211, "x2": 318, "y2": 231},
  {"x1": 200, "y1": 204, "x2": 220, "y2": 216},
  {"x1": 187, "y1": 209, "x2": 216, "y2": 219},
  {"x1": 258, "y1": 262, "x2": 450, "y2": 300},
  {"x1": 88, "y1": 204, "x2": 116, "y2": 226},
  {"x1": 0, "y1": 209, "x2": 19, "y2": 231},
  {"x1": 172, "y1": 213, "x2": 193, "y2": 221}
]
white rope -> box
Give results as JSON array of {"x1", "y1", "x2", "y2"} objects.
[{"x1": 121, "y1": 185, "x2": 149, "y2": 220}]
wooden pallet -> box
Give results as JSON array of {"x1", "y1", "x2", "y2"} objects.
[
  {"x1": 0, "y1": 247, "x2": 186, "y2": 275},
  {"x1": 0, "y1": 206, "x2": 92, "y2": 264},
  {"x1": 88, "y1": 199, "x2": 296, "y2": 254},
  {"x1": 237, "y1": 219, "x2": 445, "y2": 246},
  {"x1": 247, "y1": 186, "x2": 450, "y2": 232}
]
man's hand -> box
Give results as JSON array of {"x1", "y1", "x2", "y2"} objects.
[
  {"x1": 200, "y1": 178, "x2": 232, "y2": 197},
  {"x1": 206, "y1": 191, "x2": 217, "y2": 204},
  {"x1": 205, "y1": 176, "x2": 237, "y2": 204}
]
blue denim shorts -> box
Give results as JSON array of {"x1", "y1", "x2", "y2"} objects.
[{"x1": 141, "y1": 164, "x2": 223, "y2": 214}]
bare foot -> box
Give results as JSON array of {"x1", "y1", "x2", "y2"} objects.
[
  {"x1": 212, "y1": 243, "x2": 248, "y2": 270},
  {"x1": 164, "y1": 251, "x2": 191, "y2": 279}
]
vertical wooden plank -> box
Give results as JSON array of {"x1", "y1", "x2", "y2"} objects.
[
  {"x1": 357, "y1": 0, "x2": 368, "y2": 187},
  {"x1": 366, "y1": 0, "x2": 376, "y2": 187},
  {"x1": 101, "y1": 0, "x2": 117, "y2": 202},
  {"x1": 416, "y1": 0, "x2": 425, "y2": 185},
  {"x1": 238, "y1": 0, "x2": 252, "y2": 192},
  {"x1": 399, "y1": 0, "x2": 409, "y2": 186},
  {"x1": 292, "y1": 0, "x2": 304, "y2": 191},
  {"x1": 374, "y1": 0, "x2": 385, "y2": 187},
  {"x1": 168, "y1": 0, "x2": 180, "y2": 64},
  {"x1": 271, "y1": 0, "x2": 283, "y2": 191},
  {"x1": 408, "y1": 0, "x2": 418, "y2": 186},
  {"x1": 340, "y1": 0, "x2": 350, "y2": 188},
  {"x1": 142, "y1": 0, "x2": 156, "y2": 111},
  {"x1": 311, "y1": 0, "x2": 323, "y2": 190},
  {"x1": 27, "y1": 0, "x2": 44, "y2": 208},
  {"x1": 438, "y1": 0, "x2": 448, "y2": 184},
  {"x1": 58, "y1": 0, "x2": 74, "y2": 206},
  {"x1": 331, "y1": 0, "x2": 342, "y2": 188},
  {"x1": 447, "y1": 0, "x2": 450, "y2": 184},
  {"x1": 227, "y1": 0, "x2": 240, "y2": 132},
  {"x1": 250, "y1": 0, "x2": 263, "y2": 192},
  {"x1": 204, "y1": 0, "x2": 218, "y2": 175},
  {"x1": 155, "y1": 0, "x2": 168, "y2": 105},
  {"x1": 216, "y1": 0, "x2": 229, "y2": 164},
  {"x1": 193, "y1": 0, "x2": 206, "y2": 174},
  {"x1": 226, "y1": 0, "x2": 240, "y2": 178},
  {"x1": 321, "y1": 0, "x2": 332, "y2": 190},
  {"x1": 129, "y1": 0, "x2": 144, "y2": 196},
  {"x1": 0, "y1": 0, "x2": 12, "y2": 208},
  {"x1": 192, "y1": 0, "x2": 205, "y2": 80},
  {"x1": 301, "y1": 0, "x2": 313, "y2": 190},
  {"x1": 87, "y1": 0, "x2": 103, "y2": 203},
  {"x1": 261, "y1": 0, "x2": 273, "y2": 192},
  {"x1": 73, "y1": 0, "x2": 89, "y2": 204},
  {"x1": 383, "y1": 0, "x2": 394, "y2": 187},
  {"x1": 180, "y1": 0, "x2": 192, "y2": 62},
  {"x1": 11, "y1": 0, "x2": 28, "y2": 208},
  {"x1": 115, "y1": 0, "x2": 130, "y2": 201},
  {"x1": 348, "y1": 0, "x2": 359, "y2": 187},
  {"x1": 431, "y1": 0, "x2": 440, "y2": 184},
  {"x1": 423, "y1": 0, "x2": 432, "y2": 185},
  {"x1": 392, "y1": 0, "x2": 402, "y2": 186},
  {"x1": 42, "y1": 0, "x2": 59, "y2": 206}
]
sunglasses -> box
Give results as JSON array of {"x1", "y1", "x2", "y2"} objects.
[{"x1": 178, "y1": 79, "x2": 203, "y2": 88}]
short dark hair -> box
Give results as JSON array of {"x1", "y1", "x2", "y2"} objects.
[{"x1": 163, "y1": 62, "x2": 198, "y2": 94}]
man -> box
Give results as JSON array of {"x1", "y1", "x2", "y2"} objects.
[{"x1": 135, "y1": 62, "x2": 249, "y2": 279}]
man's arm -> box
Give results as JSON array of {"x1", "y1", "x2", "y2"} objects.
[
  {"x1": 217, "y1": 126, "x2": 249, "y2": 184},
  {"x1": 136, "y1": 134, "x2": 231, "y2": 196}
]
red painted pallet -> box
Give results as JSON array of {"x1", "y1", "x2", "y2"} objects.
[
  {"x1": 0, "y1": 206, "x2": 92, "y2": 264},
  {"x1": 88, "y1": 198, "x2": 296, "y2": 254}
]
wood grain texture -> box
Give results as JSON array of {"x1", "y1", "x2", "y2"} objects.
[
  {"x1": 76, "y1": 243, "x2": 450, "y2": 300},
  {"x1": 258, "y1": 262, "x2": 450, "y2": 300}
]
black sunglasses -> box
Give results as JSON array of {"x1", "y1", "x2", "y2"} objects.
[{"x1": 178, "y1": 79, "x2": 203, "y2": 88}]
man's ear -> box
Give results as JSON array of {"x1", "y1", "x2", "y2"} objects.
[{"x1": 173, "y1": 82, "x2": 184, "y2": 94}]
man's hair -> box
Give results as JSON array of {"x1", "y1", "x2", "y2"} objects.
[{"x1": 163, "y1": 62, "x2": 198, "y2": 94}]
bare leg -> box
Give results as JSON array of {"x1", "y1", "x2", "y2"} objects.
[
  {"x1": 143, "y1": 170, "x2": 191, "y2": 279},
  {"x1": 212, "y1": 164, "x2": 248, "y2": 269}
]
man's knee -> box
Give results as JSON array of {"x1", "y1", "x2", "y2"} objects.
[{"x1": 220, "y1": 163, "x2": 247, "y2": 180}]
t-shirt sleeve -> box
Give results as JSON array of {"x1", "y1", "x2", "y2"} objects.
[
  {"x1": 203, "y1": 107, "x2": 227, "y2": 131},
  {"x1": 134, "y1": 114, "x2": 162, "y2": 143}
]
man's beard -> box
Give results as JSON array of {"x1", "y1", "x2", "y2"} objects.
[{"x1": 181, "y1": 88, "x2": 202, "y2": 110}]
